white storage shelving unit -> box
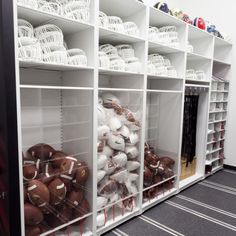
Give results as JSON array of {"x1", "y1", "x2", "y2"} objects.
[{"x1": 13, "y1": 1, "x2": 232, "y2": 235}]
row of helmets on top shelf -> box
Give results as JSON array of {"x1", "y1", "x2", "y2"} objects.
[
  {"x1": 18, "y1": 0, "x2": 90, "y2": 23},
  {"x1": 152, "y1": 2, "x2": 231, "y2": 42},
  {"x1": 18, "y1": 19, "x2": 88, "y2": 66},
  {"x1": 96, "y1": 93, "x2": 176, "y2": 226},
  {"x1": 99, "y1": 11, "x2": 140, "y2": 37},
  {"x1": 23, "y1": 143, "x2": 90, "y2": 235}
]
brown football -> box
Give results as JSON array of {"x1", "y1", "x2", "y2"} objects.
[
  {"x1": 25, "y1": 225, "x2": 41, "y2": 236},
  {"x1": 23, "y1": 163, "x2": 38, "y2": 181},
  {"x1": 160, "y1": 156, "x2": 175, "y2": 168},
  {"x1": 60, "y1": 156, "x2": 78, "y2": 177},
  {"x1": 27, "y1": 143, "x2": 55, "y2": 160},
  {"x1": 24, "y1": 203, "x2": 44, "y2": 225},
  {"x1": 38, "y1": 162, "x2": 55, "y2": 185},
  {"x1": 48, "y1": 178, "x2": 67, "y2": 205},
  {"x1": 27, "y1": 180, "x2": 50, "y2": 207},
  {"x1": 67, "y1": 190, "x2": 84, "y2": 209},
  {"x1": 60, "y1": 173, "x2": 73, "y2": 192},
  {"x1": 73, "y1": 198, "x2": 90, "y2": 218},
  {"x1": 51, "y1": 151, "x2": 67, "y2": 168},
  {"x1": 75, "y1": 162, "x2": 89, "y2": 184}
]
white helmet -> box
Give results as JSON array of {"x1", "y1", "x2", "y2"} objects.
[
  {"x1": 125, "y1": 146, "x2": 139, "y2": 159},
  {"x1": 102, "y1": 93, "x2": 120, "y2": 108},
  {"x1": 98, "y1": 125, "x2": 110, "y2": 140},
  {"x1": 119, "y1": 125, "x2": 130, "y2": 140},
  {"x1": 97, "y1": 170, "x2": 106, "y2": 183},
  {"x1": 112, "y1": 152, "x2": 127, "y2": 167},
  {"x1": 108, "y1": 134, "x2": 125, "y2": 151},
  {"x1": 126, "y1": 161, "x2": 140, "y2": 171},
  {"x1": 101, "y1": 145, "x2": 114, "y2": 157},
  {"x1": 97, "y1": 154, "x2": 108, "y2": 170},
  {"x1": 126, "y1": 132, "x2": 139, "y2": 146},
  {"x1": 109, "y1": 117, "x2": 122, "y2": 132}
]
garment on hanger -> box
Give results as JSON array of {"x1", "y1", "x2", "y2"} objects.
[{"x1": 182, "y1": 94, "x2": 199, "y2": 166}]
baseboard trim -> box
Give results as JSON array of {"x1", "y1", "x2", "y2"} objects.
[{"x1": 224, "y1": 164, "x2": 236, "y2": 171}]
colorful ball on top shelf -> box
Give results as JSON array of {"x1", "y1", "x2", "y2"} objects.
[
  {"x1": 193, "y1": 17, "x2": 206, "y2": 30},
  {"x1": 154, "y1": 2, "x2": 170, "y2": 14},
  {"x1": 182, "y1": 13, "x2": 193, "y2": 24},
  {"x1": 170, "y1": 8, "x2": 184, "y2": 20}
]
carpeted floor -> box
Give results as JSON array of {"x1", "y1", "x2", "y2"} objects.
[{"x1": 103, "y1": 169, "x2": 236, "y2": 236}]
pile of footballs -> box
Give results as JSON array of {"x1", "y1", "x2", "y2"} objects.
[{"x1": 154, "y1": 2, "x2": 231, "y2": 42}]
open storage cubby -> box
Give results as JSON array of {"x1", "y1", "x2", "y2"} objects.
[
  {"x1": 143, "y1": 91, "x2": 182, "y2": 210},
  {"x1": 20, "y1": 86, "x2": 94, "y2": 236},
  {"x1": 180, "y1": 88, "x2": 209, "y2": 189},
  {"x1": 188, "y1": 25, "x2": 214, "y2": 58},
  {"x1": 12, "y1": 1, "x2": 233, "y2": 235}
]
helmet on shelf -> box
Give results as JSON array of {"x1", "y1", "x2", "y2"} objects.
[
  {"x1": 154, "y1": 2, "x2": 170, "y2": 14},
  {"x1": 193, "y1": 17, "x2": 206, "y2": 30},
  {"x1": 170, "y1": 8, "x2": 184, "y2": 20},
  {"x1": 182, "y1": 13, "x2": 193, "y2": 24}
]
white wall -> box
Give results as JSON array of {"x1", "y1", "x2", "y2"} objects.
[{"x1": 145, "y1": 0, "x2": 236, "y2": 166}]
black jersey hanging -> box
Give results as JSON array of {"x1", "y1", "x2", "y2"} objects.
[{"x1": 182, "y1": 94, "x2": 199, "y2": 166}]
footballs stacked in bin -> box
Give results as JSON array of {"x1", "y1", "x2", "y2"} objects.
[
  {"x1": 23, "y1": 143, "x2": 90, "y2": 235},
  {"x1": 97, "y1": 93, "x2": 141, "y2": 227}
]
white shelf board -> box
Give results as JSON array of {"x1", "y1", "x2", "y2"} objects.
[
  {"x1": 99, "y1": 68, "x2": 144, "y2": 76},
  {"x1": 20, "y1": 85, "x2": 93, "y2": 90},
  {"x1": 17, "y1": 5, "x2": 94, "y2": 35},
  {"x1": 148, "y1": 41, "x2": 185, "y2": 54},
  {"x1": 206, "y1": 147, "x2": 223, "y2": 155},
  {"x1": 205, "y1": 157, "x2": 220, "y2": 165},
  {"x1": 209, "y1": 110, "x2": 227, "y2": 114},
  {"x1": 149, "y1": 7, "x2": 186, "y2": 26},
  {"x1": 99, "y1": 88, "x2": 143, "y2": 92},
  {"x1": 179, "y1": 173, "x2": 203, "y2": 190},
  {"x1": 142, "y1": 188, "x2": 177, "y2": 211},
  {"x1": 19, "y1": 60, "x2": 94, "y2": 72},
  {"x1": 147, "y1": 89, "x2": 182, "y2": 94},
  {"x1": 100, "y1": 0, "x2": 146, "y2": 18},
  {"x1": 186, "y1": 79, "x2": 210, "y2": 83},
  {"x1": 148, "y1": 74, "x2": 183, "y2": 80},
  {"x1": 187, "y1": 52, "x2": 211, "y2": 61},
  {"x1": 213, "y1": 59, "x2": 231, "y2": 66},
  {"x1": 214, "y1": 37, "x2": 232, "y2": 47},
  {"x1": 99, "y1": 27, "x2": 145, "y2": 44},
  {"x1": 188, "y1": 24, "x2": 213, "y2": 40},
  {"x1": 211, "y1": 90, "x2": 229, "y2": 93},
  {"x1": 210, "y1": 100, "x2": 228, "y2": 103},
  {"x1": 207, "y1": 138, "x2": 225, "y2": 145},
  {"x1": 208, "y1": 119, "x2": 226, "y2": 124},
  {"x1": 185, "y1": 84, "x2": 210, "y2": 88}
]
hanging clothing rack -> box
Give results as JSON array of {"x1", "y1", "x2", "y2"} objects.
[{"x1": 185, "y1": 84, "x2": 209, "y2": 94}]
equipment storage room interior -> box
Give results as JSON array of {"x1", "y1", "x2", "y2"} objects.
[{"x1": 1, "y1": 0, "x2": 236, "y2": 235}]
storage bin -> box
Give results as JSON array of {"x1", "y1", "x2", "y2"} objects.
[
  {"x1": 217, "y1": 82, "x2": 224, "y2": 91},
  {"x1": 215, "y1": 112, "x2": 223, "y2": 121},
  {"x1": 224, "y1": 93, "x2": 228, "y2": 101},
  {"x1": 216, "y1": 93, "x2": 224, "y2": 102},
  {"x1": 210, "y1": 103, "x2": 216, "y2": 112},
  {"x1": 209, "y1": 113, "x2": 215, "y2": 122},
  {"x1": 211, "y1": 81, "x2": 218, "y2": 90},
  {"x1": 211, "y1": 92, "x2": 217, "y2": 102}
]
